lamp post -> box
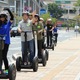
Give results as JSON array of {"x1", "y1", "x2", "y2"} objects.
[
  {"x1": 75, "y1": 6, "x2": 80, "y2": 37},
  {"x1": 14, "y1": 0, "x2": 16, "y2": 14},
  {"x1": 14, "y1": 0, "x2": 17, "y2": 26}
]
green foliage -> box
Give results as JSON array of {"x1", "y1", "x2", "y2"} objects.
[
  {"x1": 74, "y1": 0, "x2": 80, "y2": 6},
  {"x1": 40, "y1": 13, "x2": 51, "y2": 22},
  {"x1": 40, "y1": 13, "x2": 57, "y2": 24},
  {"x1": 61, "y1": 20, "x2": 75, "y2": 27},
  {"x1": 62, "y1": 23, "x2": 67, "y2": 27},
  {"x1": 51, "y1": 18, "x2": 57, "y2": 24},
  {"x1": 48, "y1": 3, "x2": 63, "y2": 19}
]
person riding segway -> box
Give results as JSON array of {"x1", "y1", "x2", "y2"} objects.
[
  {"x1": 45, "y1": 18, "x2": 55, "y2": 50},
  {"x1": 32, "y1": 14, "x2": 47, "y2": 66},
  {"x1": 16, "y1": 11, "x2": 38, "y2": 72},
  {"x1": 40, "y1": 18, "x2": 49, "y2": 61},
  {"x1": 0, "y1": 8, "x2": 16, "y2": 80},
  {"x1": 52, "y1": 23, "x2": 58, "y2": 46}
]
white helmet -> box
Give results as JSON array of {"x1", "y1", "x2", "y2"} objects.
[
  {"x1": 47, "y1": 18, "x2": 52, "y2": 21},
  {"x1": 22, "y1": 11, "x2": 29, "y2": 16},
  {"x1": 40, "y1": 18, "x2": 44, "y2": 21},
  {"x1": 0, "y1": 10, "x2": 8, "y2": 15}
]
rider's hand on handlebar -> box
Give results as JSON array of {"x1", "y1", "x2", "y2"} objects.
[
  {"x1": 38, "y1": 30, "x2": 41, "y2": 34},
  {"x1": 18, "y1": 29, "x2": 22, "y2": 33},
  {"x1": 34, "y1": 31, "x2": 37, "y2": 35},
  {"x1": 49, "y1": 29, "x2": 53, "y2": 32}
]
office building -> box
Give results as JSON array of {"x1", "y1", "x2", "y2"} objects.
[{"x1": 0, "y1": 0, "x2": 9, "y2": 10}]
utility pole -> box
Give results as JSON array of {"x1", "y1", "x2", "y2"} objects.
[
  {"x1": 14, "y1": 0, "x2": 16, "y2": 26},
  {"x1": 28, "y1": 0, "x2": 30, "y2": 7},
  {"x1": 20, "y1": 0, "x2": 22, "y2": 16},
  {"x1": 75, "y1": 6, "x2": 80, "y2": 37},
  {"x1": 39, "y1": 0, "x2": 40, "y2": 15},
  {"x1": 23, "y1": 0, "x2": 27, "y2": 11}
]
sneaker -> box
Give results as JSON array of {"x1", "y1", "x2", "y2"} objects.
[
  {"x1": 0, "y1": 70, "x2": 4, "y2": 75},
  {"x1": 4, "y1": 70, "x2": 8, "y2": 74}
]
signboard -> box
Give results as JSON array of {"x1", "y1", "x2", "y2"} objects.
[
  {"x1": 40, "y1": 9, "x2": 46, "y2": 15},
  {"x1": 24, "y1": 6, "x2": 32, "y2": 11}
]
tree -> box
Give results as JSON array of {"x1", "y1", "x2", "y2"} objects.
[
  {"x1": 48, "y1": 3, "x2": 63, "y2": 19},
  {"x1": 75, "y1": 0, "x2": 80, "y2": 6},
  {"x1": 40, "y1": 13, "x2": 51, "y2": 22},
  {"x1": 40, "y1": 13, "x2": 57, "y2": 24}
]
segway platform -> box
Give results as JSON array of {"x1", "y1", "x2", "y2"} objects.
[
  {"x1": 0, "y1": 64, "x2": 16, "y2": 80},
  {"x1": 0, "y1": 73, "x2": 8, "y2": 79},
  {"x1": 0, "y1": 35, "x2": 16, "y2": 80},
  {"x1": 20, "y1": 63, "x2": 32, "y2": 69}
]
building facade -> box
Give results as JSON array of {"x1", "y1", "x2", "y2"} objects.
[
  {"x1": 0, "y1": 0, "x2": 9, "y2": 10},
  {"x1": 8, "y1": 0, "x2": 45, "y2": 16},
  {"x1": 54, "y1": 0, "x2": 78, "y2": 19}
]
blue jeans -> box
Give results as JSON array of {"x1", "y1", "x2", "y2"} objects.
[{"x1": 21, "y1": 39, "x2": 34, "y2": 63}]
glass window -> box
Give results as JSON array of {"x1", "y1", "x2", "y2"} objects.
[
  {"x1": 65, "y1": 1, "x2": 71, "y2": 4},
  {"x1": 55, "y1": 1, "x2": 61, "y2": 4}
]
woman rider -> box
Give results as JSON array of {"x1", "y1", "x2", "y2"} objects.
[
  {"x1": 32, "y1": 14, "x2": 44, "y2": 58},
  {"x1": 0, "y1": 8, "x2": 14, "y2": 74}
]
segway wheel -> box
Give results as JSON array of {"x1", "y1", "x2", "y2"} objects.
[
  {"x1": 32, "y1": 57, "x2": 38, "y2": 72},
  {"x1": 42, "y1": 52, "x2": 47, "y2": 66},
  {"x1": 52, "y1": 44, "x2": 54, "y2": 50},
  {"x1": 45, "y1": 50, "x2": 49, "y2": 61},
  {"x1": 16, "y1": 57, "x2": 21, "y2": 71},
  {"x1": 8, "y1": 64, "x2": 16, "y2": 80},
  {"x1": 54, "y1": 42, "x2": 57, "y2": 46}
]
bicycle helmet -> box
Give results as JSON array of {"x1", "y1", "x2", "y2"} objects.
[
  {"x1": 40, "y1": 18, "x2": 44, "y2": 21},
  {"x1": 29, "y1": 13, "x2": 32, "y2": 16},
  {"x1": 47, "y1": 18, "x2": 52, "y2": 21},
  {"x1": 22, "y1": 11, "x2": 29, "y2": 16},
  {"x1": 0, "y1": 11, "x2": 8, "y2": 18}
]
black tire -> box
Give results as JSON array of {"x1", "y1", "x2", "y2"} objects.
[
  {"x1": 42, "y1": 52, "x2": 47, "y2": 66},
  {"x1": 8, "y1": 64, "x2": 16, "y2": 80},
  {"x1": 52, "y1": 44, "x2": 54, "y2": 50},
  {"x1": 54, "y1": 42, "x2": 57, "y2": 46},
  {"x1": 16, "y1": 57, "x2": 21, "y2": 71},
  {"x1": 32, "y1": 57, "x2": 38, "y2": 72},
  {"x1": 45, "y1": 50, "x2": 49, "y2": 61}
]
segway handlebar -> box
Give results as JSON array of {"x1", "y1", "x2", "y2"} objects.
[{"x1": 21, "y1": 31, "x2": 32, "y2": 33}]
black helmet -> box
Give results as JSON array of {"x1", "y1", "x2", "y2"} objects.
[
  {"x1": 0, "y1": 14, "x2": 7, "y2": 18},
  {"x1": 0, "y1": 11, "x2": 8, "y2": 24},
  {"x1": 34, "y1": 14, "x2": 40, "y2": 21},
  {"x1": 0, "y1": 11, "x2": 7, "y2": 18}
]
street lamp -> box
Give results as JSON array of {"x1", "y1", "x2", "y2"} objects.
[{"x1": 14, "y1": 0, "x2": 16, "y2": 14}]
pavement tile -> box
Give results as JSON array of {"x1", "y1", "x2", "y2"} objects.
[{"x1": 15, "y1": 36, "x2": 80, "y2": 80}]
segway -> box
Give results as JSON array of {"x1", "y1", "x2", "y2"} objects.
[
  {"x1": 42, "y1": 33, "x2": 49, "y2": 61},
  {"x1": 44, "y1": 32, "x2": 54, "y2": 50},
  {"x1": 0, "y1": 35, "x2": 16, "y2": 80},
  {"x1": 35, "y1": 32, "x2": 47, "y2": 67},
  {"x1": 52, "y1": 32, "x2": 58, "y2": 47},
  {"x1": 16, "y1": 31, "x2": 38, "y2": 72}
]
